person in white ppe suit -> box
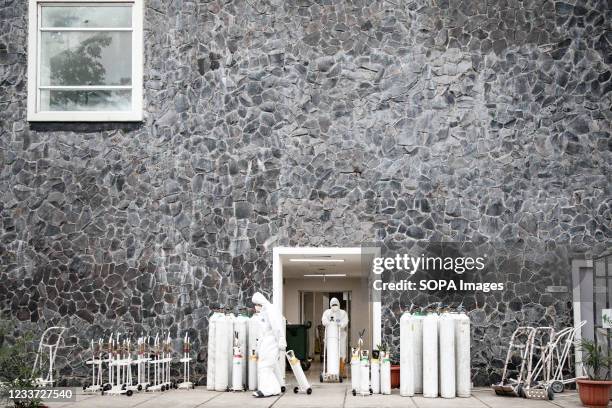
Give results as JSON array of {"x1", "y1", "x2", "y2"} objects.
[
  {"x1": 251, "y1": 292, "x2": 286, "y2": 398},
  {"x1": 321, "y1": 297, "x2": 349, "y2": 377}
]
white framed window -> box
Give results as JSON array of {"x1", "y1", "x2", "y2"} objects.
[{"x1": 27, "y1": 0, "x2": 143, "y2": 122}]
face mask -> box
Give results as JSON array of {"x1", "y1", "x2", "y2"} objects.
[
  {"x1": 331, "y1": 305, "x2": 339, "y2": 311},
  {"x1": 255, "y1": 305, "x2": 262, "y2": 313}
]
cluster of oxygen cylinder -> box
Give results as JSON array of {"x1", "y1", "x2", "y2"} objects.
[
  {"x1": 206, "y1": 308, "x2": 261, "y2": 392},
  {"x1": 400, "y1": 308, "x2": 471, "y2": 399},
  {"x1": 349, "y1": 339, "x2": 392, "y2": 396}
]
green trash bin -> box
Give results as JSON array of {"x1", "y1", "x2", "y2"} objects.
[{"x1": 286, "y1": 321, "x2": 312, "y2": 371}]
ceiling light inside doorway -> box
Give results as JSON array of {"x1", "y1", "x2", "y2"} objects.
[
  {"x1": 289, "y1": 258, "x2": 345, "y2": 262},
  {"x1": 303, "y1": 274, "x2": 346, "y2": 277}
]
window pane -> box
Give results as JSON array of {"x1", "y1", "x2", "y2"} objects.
[
  {"x1": 40, "y1": 90, "x2": 132, "y2": 111},
  {"x1": 40, "y1": 32, "x2": 132, "y2": 86},
  {"x1": 41, "y1": 5, "x2": 132, "y2": 28}
]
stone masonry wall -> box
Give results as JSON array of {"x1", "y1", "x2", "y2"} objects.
[{"x1": 0, "y1": 0, "x2": 610, "y2": 385}]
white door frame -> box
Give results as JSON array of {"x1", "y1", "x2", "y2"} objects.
[
  {"x1": 272, "y1": 246, "x2": 382, "y2": 348},
  {"x1": 571, "y1": 258, "x2": 594, "y2": 377}
]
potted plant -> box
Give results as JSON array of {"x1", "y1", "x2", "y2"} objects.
[
  {"x1": 577, "y1": 328, "x2": 612, "y2": 407},
  {"x1": 390, "y1": 359, "x2": 400, "y2": 389}
]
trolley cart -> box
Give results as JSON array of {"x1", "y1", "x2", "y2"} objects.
[
  {"x1": 491, "y1": 327, "x2": 536, "y2": 397},
  {"x1": 32, "y1": 327, "x2": 66, "y2": 387},
  {"x1": 162, "y1": 334, "x2": 175, "y2": 390},
  {"x1": 103, "y1": 334, "x2": 115, "y2": 392},
  {"x1": 105, "y1": 333, "x2": 134, "y2": 396},
  {"x1": 523, "y1": 327, "x2": 555, "y2": 400},
  {"x1": 84, "y1": 339, "x2": 104, "y2": 393},
  {"x1": 123, "y1": 338, "x2": 140, "y2": 394},
  {"x1": 178, "y1": 334, "x2": 195, "y2": 390},
  {"x1": 523, "y1": 322, "x2": 587, "y2": 399},
  {"x1": 147, "y1": 334, "x2": 168, "y2": 392},
  {"x1": 548, "y1": 321, "x2": 587, "y2": 393},
  {"x1": 286, "y1": 350, "x2": 312, "y2": 394},
  {"x1": 135, "y1": 336, "x2": 151, "y2": 391},
  {"x1": 320, "y1": 319, "x2": 342, "y2": 383}
]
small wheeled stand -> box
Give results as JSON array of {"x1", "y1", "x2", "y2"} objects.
[
  {"x1": 492, "y1": 327, "x2": 536, "y2": 397},
  {"x1": 320, "y1": 323, "x2": 342, "y2": 384},
  {"x1": 84, "y1": 339, "x2": 104, "y2": 393},
  {"x1": 105, "y1": 333, "x2": 134, "y2": 397},
  {"x1": 147, "y1": 333, "x2": 174, "y2": 392},
  {"x1": 134, "y1": 336, "x2": 151, "y2": 391},
  {"x1": 32, "y1": 326, "x2": 66, "y2": 387},
  {"x1": 286, "y1": 350, "x2": 312, "y2": 395},
  {"x1": 123, "y1": 338, "x2": 140, "y2": 395},
  {"x1": 178, "y1": 334, "x2": 194, "y2": 390}
]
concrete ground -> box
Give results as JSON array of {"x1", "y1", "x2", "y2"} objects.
[
  {"x1": 42, "y1": 386, "x2": 585, "y2": 408},
  {"x1": 43, "y1": 362, "x2": 587, "y2": 408}
]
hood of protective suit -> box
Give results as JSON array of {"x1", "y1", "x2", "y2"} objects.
[
  {"x1": 330, "y1": 297, "x2": 340, "y2": 307},
  {"x1": 252, "y1": 292, "x2": 270, "y2": 306}
]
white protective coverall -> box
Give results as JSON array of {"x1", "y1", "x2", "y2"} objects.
[
  {"x1": 322, "y1": 297, "x2": 349, "y2": 360},
  {"x1": 252, "y1": 292, "x2": 286, "y2": 397}
]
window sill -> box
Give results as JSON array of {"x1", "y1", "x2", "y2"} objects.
[{"x1": 27, "y1": 111, "x2": 143, "y2": 122}]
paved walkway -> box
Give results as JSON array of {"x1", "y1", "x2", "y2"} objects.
[
  {"x1": 39, "y1": 361, "x2": 587, "y2": 407},
  {"x1": 42, "y1": 385, "x2": 585, "y2": 408}
]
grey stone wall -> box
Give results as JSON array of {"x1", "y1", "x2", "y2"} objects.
[{"x1": 0, "y1": 0, "x2": 610, "y2": 386}]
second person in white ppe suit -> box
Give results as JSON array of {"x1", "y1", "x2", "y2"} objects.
[
  {"x1": 321, "y1": 297, "x2": 349, "y2": 377},
  {"x1": 251, "y1": 292, "x2": 286, "y2": 398}
]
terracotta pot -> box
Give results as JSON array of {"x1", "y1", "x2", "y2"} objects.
[
  {"x1": 390, "y1": 365, "x2": 400, "y2": 389},
  {"x1": 577, "y1": 378, "x2": 612, "y2": 408}
]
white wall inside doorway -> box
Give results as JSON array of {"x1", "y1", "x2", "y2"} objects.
[
  {"x1": 284, "y1": 279, "x2": 371, "y2": 353},
  {"x1": 272, "y1": 246, "x2": 381, "y2": 350}
]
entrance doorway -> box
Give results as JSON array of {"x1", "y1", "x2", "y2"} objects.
[{"x1": 272, "y1": 247, "x2": 381, "y2": 362}]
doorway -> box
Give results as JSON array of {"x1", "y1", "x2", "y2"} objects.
[{"x1": 272, "y1": 247, "x2": 380, "y2": 358}]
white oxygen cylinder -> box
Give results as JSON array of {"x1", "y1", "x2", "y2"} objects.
[
  {"x1": 231, "y1": 344, "x2": 243, "y2": 391},
  {"x1": 371, "y1": 350, "x2": 380, "y2": 394},
  {"x1": 413, "y1": 314, "x2": 424, "y2": 393},
  {"x1": 422, "y1": 313, "x2": 439, "y2": 398},
  {"x1": 247, "y1": 311, "x2": 261, "y2": 391},
  {"x1": 359, "y1": 350, "x2": 370, "y2": 395},
  {"x1": 380, "y1": 350, "x2": 391, "y2": 395},
  {"x1": 287, "y1": 351, "x2": 309, "y2": 390},
  {"x1": 206, "y1": 311, "x2": 221, "y2": 390},
  {"x1": 226, "y1": 312, "x2": 235, "y2": 385},
  {"x1": 454, "y1": 312, "x2": 471, "y2": 397},
  {"x1": 350, "y1": 348, "x2": 360, "y2": 393},
  {"x1": 234, "y1": 312, "x2": 249, "y2": 387},
  {"x1": 214, "y1": 314, "x2": 229, "y2": 391},
  {"x1": 439, "y1": 313, "x2": 456, "y2": 398},
  {"x1": 248, "y1": 350, "x2": 257, "y2": 390},
  {"x1": 325, "y1": 320, "x2": 340, "y2": 376},
  {"x1": 400, "y1": 312, "x2": 414, "y2": 396},
  {"x1": 275, "y1": 317, "x2": 286, "y2": 388}
]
